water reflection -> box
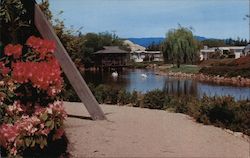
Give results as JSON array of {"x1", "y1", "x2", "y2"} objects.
[
  {"x1": 82, "y1": 69, "x2": 250, "y2": 100},
  {"x1": 163, "y1": 79, "x2": 198, "y2": 97},
  {"x1": 197, "y1": 83, "x2": 250, "y2": 100}
]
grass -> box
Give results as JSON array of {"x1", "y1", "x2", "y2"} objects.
[
  {"x1": 128, "y1": 61, "x2": 164, "y2": 69},
  {"x1": 168, "y1": 65, "x2": 201, "y2": 74}
]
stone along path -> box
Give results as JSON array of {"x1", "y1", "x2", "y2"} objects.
[{"x1": 64, "y1": 102, "x2": 249, "y2": 158}]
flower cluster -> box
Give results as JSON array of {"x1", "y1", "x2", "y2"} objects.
[
  {"x1": 4, "y1": 44, "x2": 23, "y2": 59},
  {"x1": 26, "y1": 36, "x2": 56, "y2": 59},
  {"x1": 0, "y1": 62, "x2": 10, "y2": 76},
  {"x1": 12, "y1": 58, "x2": 62, "y2": 96},
  {"x1": 0, "y1": 102, "x2": 67, "y2": 156},
  {"x1": 0, "y1": 36, "x2": 66, "y2": 157},
  {"x1": 6, "y1": 101, "x2": 24, "y2": 118}
]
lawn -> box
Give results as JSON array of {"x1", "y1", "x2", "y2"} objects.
[{"x1": 167, "y1": 65, "x2": 201, "y2": 74}]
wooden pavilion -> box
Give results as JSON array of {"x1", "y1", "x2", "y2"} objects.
[{"x1": 94, "y1": 46, "x2": 129, "y2": 68}]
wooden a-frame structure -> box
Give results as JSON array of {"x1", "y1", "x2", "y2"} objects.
[{"x1": 21, "y1": 0, "x2": 106, "y2": 120}]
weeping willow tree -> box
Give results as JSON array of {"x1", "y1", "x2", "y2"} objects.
[{"x1": 162, "y1": 26, "x2": 199, "y2": 68}]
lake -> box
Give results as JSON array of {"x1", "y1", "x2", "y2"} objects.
[{"x1": 82, "y1": 69, "x2": 250, "y2": 100}]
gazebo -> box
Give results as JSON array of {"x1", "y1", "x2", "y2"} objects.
[{"x1": 94, "y1": 46, "x2": 129, "y2": 68}]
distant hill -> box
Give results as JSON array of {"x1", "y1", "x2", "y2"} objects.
[
  {"x1": 127, "y1": 36, "x2": 208, "y2": 48},
  {"x1": 127, "y1": 38, "x2": 164, "y2": 48}
]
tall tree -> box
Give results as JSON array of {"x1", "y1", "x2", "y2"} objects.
[{"x1": 162, "y1": 26, "x2": 199, "y2": 67}]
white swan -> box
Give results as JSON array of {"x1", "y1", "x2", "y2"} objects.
[
  {"x1": 141, "y1": 73, "x2": 147, "y2": 78},
  {"x1": 112, "y1": 71, "x2": 118, "y2": 77}
]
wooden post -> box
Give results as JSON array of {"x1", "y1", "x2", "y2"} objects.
[{"x1": 33, "y1": 4, "x2": 106, "y2": 120}]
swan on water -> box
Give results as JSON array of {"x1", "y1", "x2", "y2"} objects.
[
  {"x1": 141, "y1": 73, "x2": 147, "y2": 78},
  {"x1": 112, "y1": 71, "x2": 118, "y2": 77}
]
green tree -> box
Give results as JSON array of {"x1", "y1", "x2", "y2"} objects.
[
  {"x1": 203, "y1": 39, "x2": 227, "y2": 47},
  {"x1": 162, "y1": 26, "x2": 199, "y2": 67}
]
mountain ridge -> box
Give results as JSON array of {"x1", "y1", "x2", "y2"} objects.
[{"x1": 127, "y1": 36, "x2": 208, "y2": 47}]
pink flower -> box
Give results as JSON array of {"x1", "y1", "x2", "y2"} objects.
[
  {"x1": 53, "y1": 128, "x2": 64, "y2": 140},
  {"x1": 1, "y1": 66, "x2": 10, "y2": 76},
  {"x1": 26, "y1": 36, "x2": 43, "y2": 49},
  {"x1": 0, "y1": 124, "x2": 20, "y2": 146},
  {"x1": 0, "y1": 62, "x2": 4, "y2": 69},
  {"x1": 26, "y1": 36, "x2": 56, "y2": 59},
  {"x1": 6, "y1": 101, "x2": 24, "y2": 117},
  {"x1": 4, "y1": 44, "x2": 22, "y2": 59},
  {"x1": 40, "y1": 128, "x2": 50, "y2": 136}
]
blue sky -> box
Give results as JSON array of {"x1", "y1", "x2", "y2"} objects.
[{"x1": 49, "y1": 0, "x2": 249, "y2": 40}]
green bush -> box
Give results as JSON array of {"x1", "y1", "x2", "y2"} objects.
[
  {"x1": 232, "y1": 101, "x2": 250, "y2": 135},
  {"x1": 200, "y1": 66, "x2": 250, "y2": 78},
  {"x1": 130, "y1": 90, "x2": 140, "y2": 107},
  {"x1": 93, "y1": 84, "x2": 119, "y2": 104},
  {"x1": 163, "y1": 95, "x2": 250, "y2": 135},
  {"x1": 94, "y1": 84, "x2": 109, "y2": 104},
  {"x1": 142, "y1": 89, "x2": 167, "y2": 109},
  {"x1": 118, "y1": 89, "x2": 132, "y2": 105},
  {"x1": 191, "y1": 96, "x2": 250, "y2": 135},
  {"x1": 198, "y1": 96, "x2": 235, "y2": 127}
]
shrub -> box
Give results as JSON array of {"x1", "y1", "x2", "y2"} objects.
[
  {"x1": 94, "y1": 84, "x2": 119, "y2": 104},
  {"x1": 130, "y1": 90, "x2": 140, "y2": 107},
  {"x1": 197, "y1": 96, "x2": 235, "y2": 127},
  {"x1": 232, "y1": 101, "x2": 250, "y2": 135},
  {"x1": 0, "y1": 36, "x2": 67, "y2": 157},
  {"x1": 117, "y1": 89, "x2": 132, "y2": 105},
  {"x1": 142, "y1": 89, "x2": 166, "y2": 109},
  {"x1": 166, "y1": 96, "x2": 189, "y2": 113},
  {"x1": 94, "y1": 84, "x2": 109, "y2": 104},
  {"x1": 199, "y1": 59, "x2": 250, "y2": 78}
]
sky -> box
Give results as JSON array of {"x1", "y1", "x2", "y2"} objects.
[{"x1": 49, "y1": 0, "x2": 250, "y2": 40}]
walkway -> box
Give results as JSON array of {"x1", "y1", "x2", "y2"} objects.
[{"x1": 64, "y1": 102, "x2": 249, "y2": 158}]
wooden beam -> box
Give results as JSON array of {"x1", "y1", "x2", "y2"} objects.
[{"x1": 34, "y1": 4, "x2": 106, "y2": 120}]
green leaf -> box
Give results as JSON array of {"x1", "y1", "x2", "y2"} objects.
[
  {"x1": 31, "y1": 139, "x2": 36, "y2": 147},
  {"x1": 45, "y1": 120, "x2": 52, "y2": 127},
  {"x1": 25, "y1": 138, "x2": 31, "y2": 147},
  {"x1": 41, "y1": 113, "x2": 48, "y2": 121},
  {"x1": 39, "y1": 138, "x2": 47, "y2": 149},
  {"x1": 51, "y1": 120, "x2": 55, "y2": 129}
]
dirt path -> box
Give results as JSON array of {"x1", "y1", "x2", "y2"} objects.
[{"x1": 64, "y1": 102, "x2": 249, "y2": 158}]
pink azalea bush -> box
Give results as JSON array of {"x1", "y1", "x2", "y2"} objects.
[{"x1": 0, "y1": 36, "x2": 67, "y2": 156}]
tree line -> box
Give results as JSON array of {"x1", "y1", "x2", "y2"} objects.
[
  {"x1": 202, "y1": 38, "x2": 248, "y2": 47},
  {"x1": 38, "y1": 0, "x2": 126, "y2": 69}
]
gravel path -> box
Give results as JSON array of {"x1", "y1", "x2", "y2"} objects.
[{"x1": 64, "y1": 102, "x2": 249, "y2": 158}]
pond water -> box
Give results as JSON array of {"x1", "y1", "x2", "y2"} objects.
[{"x1": 82, "y1": 69, "x2": 250, "y2": 100}]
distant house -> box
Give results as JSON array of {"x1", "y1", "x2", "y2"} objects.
[
  {"x1": 244, "y1": 43, "x2": 250, "y2": 56},
  {"x1": 145, "y1": 51, "x2": 164, "y2": 62},
  {"x1": 123, "y1": 40, "x2": 146, "y2": 62},
  {"x1": 124, "y1": 40, "x2": 163, "y2": 62},
  {"x1": 131, "y1": 50, "x2": 145, "y2": 62},
  {"x1": 130, "y1": 50, "x2": 164, "y2": 62},
  {"x1": 219, "y1": 46, "x2": 245, "y2": 59},
  {"x1": 93, "y1": 46, "x2": 129, "y2": 68},
  {"x1": 200, "y1": 46, "x2": 215, "y2": 60},
  {"x1": 200, "y1": 46, "x2": 245, "y2": 60}
]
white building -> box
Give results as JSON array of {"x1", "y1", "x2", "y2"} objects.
[
  {"x1": 124, "y1": 40, "x2": 163, "y2": 62},
  {"x1": 200, "y1": 46, "x2": 245, "y2": 60},
  {"x1": 244, "y1": 43, "x2": 250, "y2": 55}
]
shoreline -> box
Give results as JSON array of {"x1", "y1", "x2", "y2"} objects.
[
  {"x1": 80, "y1": 65, "x2": 250, "y2": 87},
  {"x1": 155, "y1": 69, "x2": 250, "y2": 87}
]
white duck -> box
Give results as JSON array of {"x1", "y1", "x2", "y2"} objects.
[
  {"x1": 112, "y1": 71, "x2": 118, "y2": 77},
  {"x1": 141, "y1": 73, "x2": 147, "y2": 78}
]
